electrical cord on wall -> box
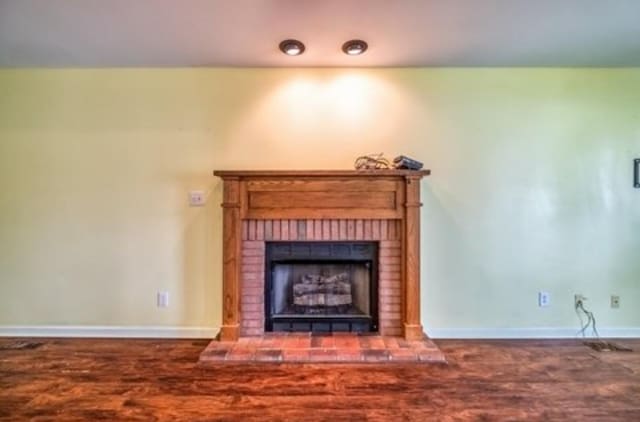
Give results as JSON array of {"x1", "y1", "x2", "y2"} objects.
[
  {"x1": 574, "y1": 296, "x2": 602, "y2": 340},
  {"x1": 575, "y1": 297, "x2": 633, "y2": 352},
  {"x1": 575, "y1": 296, "x2": 614, "y2": 351}
]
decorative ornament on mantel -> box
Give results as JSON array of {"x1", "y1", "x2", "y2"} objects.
[{"x1": 354, "y1": 153, "x2": 391, "y2": 170}]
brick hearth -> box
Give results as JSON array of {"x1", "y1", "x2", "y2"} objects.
[{"x1": 199, "y1": 333, "x2": 446, "y2": 363}]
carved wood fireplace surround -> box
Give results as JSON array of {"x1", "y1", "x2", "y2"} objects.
[{"x1": 213, "y1": 170, "x2": 430, "y2": 342}]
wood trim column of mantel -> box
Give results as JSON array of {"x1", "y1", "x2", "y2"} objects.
[
  {"x1": 403, "y1": 175, "x2": 425, "y2": 340},
  {"x1": 219, "y1": 177, "x2": 242, "y2": 341}
]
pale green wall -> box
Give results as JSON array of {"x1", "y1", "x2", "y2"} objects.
[{"x1": 1, "y1": 69, "x2": 639, "y2": 334}]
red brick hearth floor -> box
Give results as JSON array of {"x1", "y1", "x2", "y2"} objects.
[{"x1": 198, "y1": 333, "x2": 446, "y2": 364}]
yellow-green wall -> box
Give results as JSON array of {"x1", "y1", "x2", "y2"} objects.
[{"x1": 1, "y1": 68, "x2": 639, "y2": 336}]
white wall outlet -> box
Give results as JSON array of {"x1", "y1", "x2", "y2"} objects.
[
  {"x1": 611, "y1": 295, "x2": 620, "y2": 309},
  {"x1": 574, "y1": 294, "x2": 586, "y2": 307},
  {"x1": 189, "y1": 190, "x2": 206, "y2": 207},
  {"x1": 538, "y1": 291, "x2": 550, "y2": 307},
  {"x1": 157, "y1": 291, "x2": 169, "y2": 308}
]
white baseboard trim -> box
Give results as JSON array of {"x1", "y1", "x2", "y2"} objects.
[
  {"x1": 427, "y1": 327, "x2": 640, "y2": 339},
  {"x1": 0, "y1": 325, "x2": 219, "y2": 339}
]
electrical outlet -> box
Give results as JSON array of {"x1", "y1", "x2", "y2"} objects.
[
  {"x1": 538, "y1": 291, "x2": 550, "y2": 307},
  {"x1": 189, "y1": 190, "x2": 206, "y2": 207},
  {"x1": 157, "y1": 291, "x2": 169, "y2": 308},
  {"x1": 574, "y1": 294, "x2": 586, "y2": 307},
  {"x1": 611, "y1": 295, "x2": 620, "y2": 309}
]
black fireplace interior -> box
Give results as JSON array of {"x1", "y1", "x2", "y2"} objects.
[{"x1": 265, "y1": 241, "x2": 378, "y2": 333}]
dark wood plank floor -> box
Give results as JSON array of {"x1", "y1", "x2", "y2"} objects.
[{"x1": 1, "y1": 337, "x2": 639, "y2": 421}]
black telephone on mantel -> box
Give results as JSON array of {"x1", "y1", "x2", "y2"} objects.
[{"x1": 393, "y1": 155, "x2": 424, "y2": 171}]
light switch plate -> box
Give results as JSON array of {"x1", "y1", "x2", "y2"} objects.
[{"x1": 189, "y1": 190, "x2": 206, "y2": 207}]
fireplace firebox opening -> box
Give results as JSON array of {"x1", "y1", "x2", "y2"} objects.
[{"x1": 265, "y1": 241, "x2": 379, "y2": 333}]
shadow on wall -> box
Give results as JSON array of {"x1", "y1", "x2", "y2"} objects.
[
  {"x1": 421, "y1": 182, "x2": 489, "y2": 329},
  {"x1": 180, "y1": 177, "x2": 222, "y2": 328}
]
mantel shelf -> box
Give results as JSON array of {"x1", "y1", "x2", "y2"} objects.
[{"x1": 213, "y1": 169, "x2": 430, "y2": 178}]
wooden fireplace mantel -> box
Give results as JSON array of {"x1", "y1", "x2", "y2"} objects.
[{"x1": 213, "y1": 169, "x2": 430, "y2": 341}]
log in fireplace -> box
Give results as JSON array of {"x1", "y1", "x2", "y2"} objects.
[{"x1": 213, "y1": 170, "x2": 430, "y2": 341}]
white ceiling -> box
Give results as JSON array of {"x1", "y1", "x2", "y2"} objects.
[{"x1": 1, "y1": 0, "x2": 639, "y2": 67}]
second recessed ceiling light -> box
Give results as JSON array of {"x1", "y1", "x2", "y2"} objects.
[{"x1": 342, "y1": 40, "x2": 368, "y2": 55}]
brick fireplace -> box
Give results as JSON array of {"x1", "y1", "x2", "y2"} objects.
[{"x1": 213, "y1": 170, "x2": 430, "y2": 342}]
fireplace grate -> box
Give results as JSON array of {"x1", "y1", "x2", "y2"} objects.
[{"x1": 271, "y1": 318, "x2": 372, "y2": 333}]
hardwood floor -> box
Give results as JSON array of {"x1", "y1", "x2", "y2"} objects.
[{"x1": 1, "y1": 337, "x2": 639, "y2": 421}]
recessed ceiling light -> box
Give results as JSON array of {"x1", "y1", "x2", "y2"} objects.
[
  {"x1": 279, "y1": 39, "x2": 305, "y2": 56},
  {"x1": 342, "y1": 40, "x2": 368, "y2": 56}
]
